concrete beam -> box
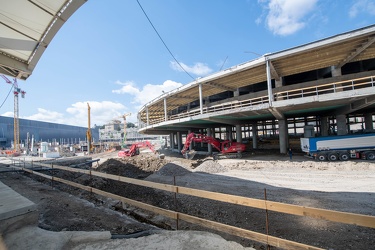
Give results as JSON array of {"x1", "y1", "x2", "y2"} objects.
[
  {"x1": 202, "y1": 117, "x2": 240, "y2": 126},
  {"x1": 335, "y1": 95, "x2": 375, "y2": 115},
  {"x1": 167, "y1": 95, "x2": 196, "y2": 100},
  {"x1": 203, "y1": 82, "x2": 236, "y2": 92},
  {"x1": 337, "y1": 36, "x2": 375, "y2": 68},
  {"x1": 269, "y1": 107, "x2": 284, "y2": 120},
  {"x1": 269, "y1": 61, "x2": 281, "y2": 81}
]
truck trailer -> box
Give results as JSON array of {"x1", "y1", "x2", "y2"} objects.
[{"x1": 300, "y1": 133, "x2": 375, "y2": 161}]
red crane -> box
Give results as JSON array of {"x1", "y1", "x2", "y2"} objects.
[{"x1": 1, "y1": 75, "x2": 26, "y2": 152}]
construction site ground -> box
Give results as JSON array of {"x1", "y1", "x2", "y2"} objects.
[{"x1": 1, "y1": 148, "x2": 375, "y2": 250}]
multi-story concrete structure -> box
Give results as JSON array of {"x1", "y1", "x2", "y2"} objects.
[
  {"x1": 99, "y1": 120, "x2": 123, "y2": 142},
  {"x1": 138, "y1": 25, "x2": 375, "y2": 154}
]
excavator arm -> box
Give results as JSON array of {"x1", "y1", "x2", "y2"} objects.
[
  {"x1": 181, "y1": 133, "x2": 222, "y2": 154},
  {"x1": 181, "y1": 132, "x2": 246, "y2": 159}
]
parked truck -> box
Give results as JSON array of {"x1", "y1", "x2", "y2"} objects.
[{"x1": 300, "y1": 133, "x2": 375, "y2": 161}]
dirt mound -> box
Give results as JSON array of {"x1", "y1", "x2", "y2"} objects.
[
  {"x1": 193, "y1": 159, "x2": 228, "y2": 174},
  {"x1": 155, "y1": 161, "x2": 192, "y2": 176},
  {"x1": 96, "y1": 154, "x2": 169, "y2": 179}
]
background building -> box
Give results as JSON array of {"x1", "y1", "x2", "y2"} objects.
[{"x1": 0, "y1": 116, "x2": 99, "y2": 149}]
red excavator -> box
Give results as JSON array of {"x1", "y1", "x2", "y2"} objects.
[
  {"x1": 118, "y1": 141, "x2": 156, "y2": 157},
  {"x1": 181, "y1": 132, "x2": 246, "y2": 160}
]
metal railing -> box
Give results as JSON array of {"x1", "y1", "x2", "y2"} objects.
[{"x1": 142, "y1": 76, "x2": 375, "y2": 127}]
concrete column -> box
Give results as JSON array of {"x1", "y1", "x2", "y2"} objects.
[
  {"x1": 170, "y1": 133, "x2": 174, "y2": 150},
  {"x1": 207, "y1": 128, "x2": 212, "y2": 154},
  {"x1": 266, "y1": 58, "x2": 274, "y2": 104},
  {"x1": 146, "y1": 106, "x2": 149, "y2": 126},
  {"x1": 275, "y1": 77, "x2": 284, "y2": 100},
  {"x1": 320, "y1": 116, "x2": 329, "y2": 136},
  {"x1": 252, "y1": 123, "x2": 258, "y2": 149},
  {"x1": 278, "y1": 119, "x2": 288, "y2": 154},
  {"x1": 164, "y1": 98, "x2": 168, "y2": 121},
  {"x1": 336, "y1": 115, "x2": 347, "y2": 135},
  {"x1": 177, "y1": 132, "x2": 182, "y2": 151},
  {"x1": 331, "y1": 66, "x2": 343, "y2": 92},
  {"x1": 226, "y1": 126, "x2": 233, "y2": 140},
  {"x1": 236, "y1": 125, "x2": 242, "y2": 143},
  {"x1": 331, "y1": 66, "x2": 342, "y2": 77},
  {"x1": 233, "y1": 88, "x2": 240, "y2": 97},
  {"x1": 365, "y1": 113, "x2": 374, "y2": 131},
  {"x1": 199, "y1": 83, "x2": 203, "y2": 114}
]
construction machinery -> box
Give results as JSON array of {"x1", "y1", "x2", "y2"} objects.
[
  {"x1": 1, "y1": 75, "x2": 26, "y2": 153},
  {"x1": 181, "y1": 132, "x2": 246, "y2": 160},
  {"x1": 86, "y1": 103, "x2": 93, "y2": 154},
  {"x1": 118, "y1": 140, "x2": 157, "y2": 157}
]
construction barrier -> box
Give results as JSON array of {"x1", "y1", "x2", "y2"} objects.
[{"x1": 8, "y1": 160, "x2": 375, "y2": 249}]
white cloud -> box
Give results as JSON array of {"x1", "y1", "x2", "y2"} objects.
[
  {"x1": 22, "y1": 101, "x2": 127, "y2": 127},
  {"x1": 1, "y1": 111, "x2": 14, "y2": 118},
  {"x1": 23, "y1": 108, "x2": 65, "y2": 124},
  {"x1": 170, "y1": 61, "x2": 213, "y2": 76},
  {"x1": 66, "y1": 101, "x2": 126, "y2": 127},
  {"x1": 111, "y1": 80, "x2": 140, "y2": 95},
  {"x1": 259, "y1": 0, "x2": 318, "y2": 36},
  {"x1": 349, "y1": 0, "x2": 375, "y2": 18},
  {"x1": 112, "y1": 79, "x2": 183, "y2": 108}
]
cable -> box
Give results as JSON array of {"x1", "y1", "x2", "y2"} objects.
[
  {"x1": 136, "y1": 0, "x2": 195, "y2": 80},
  {"x1": 220, "y1": 56, "x2": 228, "y2": 71},
  {"x1": 0, "y1": 85, "x2": 14, "y2": 109}
]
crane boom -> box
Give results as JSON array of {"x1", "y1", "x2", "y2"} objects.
[{"x1": 86, "y1": 103, "x2": 93, "y2": 154}]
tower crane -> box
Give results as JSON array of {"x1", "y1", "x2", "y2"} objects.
[{"x1": 1, "y1": 75, "x2": 26, "y2": 152}]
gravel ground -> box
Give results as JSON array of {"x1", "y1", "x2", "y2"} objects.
[{"x1": 1, "y1": 151, "x2": 375, "y2": 249}]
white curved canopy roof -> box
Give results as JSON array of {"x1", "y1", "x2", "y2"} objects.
[{"x1": 0, "y1": 0, "x2": 86, "y2": 80}]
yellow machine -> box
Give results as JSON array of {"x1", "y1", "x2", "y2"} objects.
[{"x1": 86, "y1": 103, "x2": 93, "y2": 154}]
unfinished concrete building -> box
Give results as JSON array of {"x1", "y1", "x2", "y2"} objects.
[{"x1": 138, "y1": 25, "x2": 375, "y2": 155}]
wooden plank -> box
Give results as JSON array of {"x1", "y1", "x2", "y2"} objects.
[
  {"x1": 22, "y1": 168, "x2": 52, "y2": 180},
  {"x1": 177, "y1": 186, "x2": 375, "y2": 229},
  {"x1": 52, "y1": 165, "x2": 89, "y2": 174},
  {"x1": 24, "y1": 161, "x2": 375, "y2": 228},
  {"x1": 13, "y1": 166, "x2": 337, "y2": 249},
  {"x1": 48, "y1": 174, "x2": 323, "y2": 250},
  {"x1": 178, "y1": 213, "x2": 324, "y2": 250}
]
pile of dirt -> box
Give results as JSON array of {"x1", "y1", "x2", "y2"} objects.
[
  {"x1": 155, "y1": 161, "x2": 192, "y2": 176},
  {"x1": 193, "y1": 159, "x2": 229, "y2": 173},
  {"x1": 96, "y1": 154, "x2": 169, "y2": 179}
]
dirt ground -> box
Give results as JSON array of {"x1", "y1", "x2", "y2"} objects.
[{"x1": 1, "y1": 149, "x2": 375, "y2": 249}]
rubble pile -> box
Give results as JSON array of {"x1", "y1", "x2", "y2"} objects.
[{"x1": 97, "y1": 155, "x2": 169, "y2": 179}]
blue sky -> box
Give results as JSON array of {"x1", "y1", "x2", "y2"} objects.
[{"x1": 1, "y1": 0, "x2": 375, "y2": 127}]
